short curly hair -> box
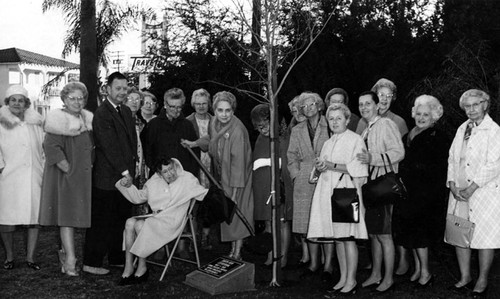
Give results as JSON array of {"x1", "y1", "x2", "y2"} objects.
[
  {"x1": 251, "y1": 104, "x2": 270, "y2": 127},
  {"x1": 459, "y1": 89, "x2": 490, "y2": 111},
  {"x1": 60, "y1": 82, "x2": 88, "y2": 105},
  {"x1": 213, "y1": 91, "x2": 237, "y2": 111},
  {"x1": 325, "y1": 88, "x2": 349, "y2": 106},
  {"x1": 371, "y1": 78, "x2": 397, "y2": 101},
  {"x1": 191, "y1": 88, "x2": 211, "y2": 108},
  {"x1": 326, "y1": 103, "x2": 351, "y2": 121},
  {"x1": 411, "y1": 95, "x2": 443, "y2": 122},
  {"x1": 298, "y1": 92, "x2": 325, "y2": 112}
]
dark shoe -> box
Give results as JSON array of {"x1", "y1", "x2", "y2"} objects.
[
  {"x1": 448, "y1": 280, "x2": 473, "y2": 293},
  {"x1": 471, "y1": 286, "x2": 488, "y2": 299},
  {"x1": 415, "y1": 275, "x2": 434, "y2": 289},
  {"x1": 321, "y1": 271, "x2": 333, "y2": 283},
  {"x1": 3, "y1": 260, "x2": 14, "y2": 270},
  {"x1": 300, "y1": 268, "x2": 319, "y2": 278},
  {"x1": 326, "y1": 287, "x2": 342, "y2": 295},
  {"x1": 296, "y1": 260, "x2": 309, "y2": 268},
  {"x1": 109, "y1": 264, "x2": 125, "y2": 268},
  {"x1": 26, "y1": 261, "x2": 41, "y2": 270},
  {"x1": 134, "y1": 269, "x2": 149, "y2": 284},
  {"x1": 118, "y1": 275, "x2": 135, "y2": 286},
  {"x1": 338, "y1": 285, "x2": 359, "y2": 297}
]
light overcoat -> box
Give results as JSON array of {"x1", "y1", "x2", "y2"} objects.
[
  {"x1": 287, "y1": 116, "x2": 329, "y2": 234},
  {"x1": 0, "y1": 106, "x2": 44, "y2": 225},
  {"x1": 446, "y1": 114, "x2": 500, "y2": 249}
]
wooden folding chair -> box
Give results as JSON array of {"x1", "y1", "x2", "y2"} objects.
[{"x1": 147, "y1": 198, "x2": 200, "y2": 281}]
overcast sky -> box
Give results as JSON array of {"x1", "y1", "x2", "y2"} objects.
[{"x1": 0, "y1": 0, "x2": 162, "y2": 63}]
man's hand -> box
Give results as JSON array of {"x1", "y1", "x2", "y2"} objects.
[{"x1": 122, "y1": 173, "x2": 133, "y2": 188}]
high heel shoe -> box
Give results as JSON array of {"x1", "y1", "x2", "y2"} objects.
[
  {"x1": 415, "y1": 275, "x2": 434, "y2": 289},
  {"x1": 134, "y1": 269, "x2": 149, "y2": 284},
  {"x1": 448, "y1": 280, "x2": 473, "y2": 293},
  {"x1": 58, "y1": 249, "x2": 66, "y2": 266},
  {"x1": 61, "y1": 260, "x2": 79, "y2": 277},
  {"x1": 471, "y1": 286, "x2": 488, "y2": 299},
  {"x1": 338, "y1": 284, "x2": 358, "y2": 297},
  {"x1": 362, "y1": 280, "x2": 381, "y2": 289}
]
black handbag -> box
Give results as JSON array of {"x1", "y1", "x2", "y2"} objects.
[
  {"x1": 198, "y1": 185, "x2": 237, "y2": 226},
  {"x1": 362, "y1": 154, "x2": 407, "y2": 208},
  {"x1": 331, "y1": 174, "x2": 360, "y2": 223}
]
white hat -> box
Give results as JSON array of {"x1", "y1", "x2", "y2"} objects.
[{"x1": 5, "y1": 85, "x2": 28, "y2": 98}]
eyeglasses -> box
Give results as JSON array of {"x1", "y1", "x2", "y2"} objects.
[
  {"x1": 377, "y1": 93, "x2": 394, "y2": 99},
  {"x1": 301, "y1": 102, "x2": 317, "y2": 109},
  {"x1": 166, "y1": 103, "x2": 183, "y2": 110},
  {"x1": 463, "y1": 101, "x2": 485, "y2": 111},
  {"x1": 193, "y1": 102, "x2": 208, "y2": 107},
  {"x1": 66, "y1": 96, "x2": 85, "y2": 102},
  {"x1": 126, "y1": 97, "x2": 140, "y2": 103},
  {"x1": 143, "y1": 101, "x2": 156, "y2": 107}
]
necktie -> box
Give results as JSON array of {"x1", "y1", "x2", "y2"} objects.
[
  {"x1": 116, "y1": 105, "x2": 124, "y2": 120},
  {"x1": 464, "y1": 121, "x2": 475, "y2": 140}
]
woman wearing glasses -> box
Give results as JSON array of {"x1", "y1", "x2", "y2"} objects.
[
  {"x1": 186, "y1": 88, "x2": 214, "y2": 250},
  {"x1": 39, "y1": 82, "x2": 93, "y2": 276},
  {"x1": 446, "y1": 89, "x2": 500, "y2": 298},
  {"x1": 287, "y1": 92, "x2": 332, "y2": 282}
]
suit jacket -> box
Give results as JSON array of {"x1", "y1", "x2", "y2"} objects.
[{"x1": 92, "y1": 99, "x2": 138, "y2": 190}]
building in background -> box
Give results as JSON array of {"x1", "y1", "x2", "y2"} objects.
[{"x1": 0, "y1": 47, "x2": 79, "y2": 117}]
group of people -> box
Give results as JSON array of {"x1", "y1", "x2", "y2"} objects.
[
  {"x1": 0, "y1": 73, "x2": 499, "y2": 298},
  {"x1": 285, "y1": 79, "x2": 500, "y2": 298}
]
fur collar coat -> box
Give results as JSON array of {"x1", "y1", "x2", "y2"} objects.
[{"x1": 44, "y1": 108, "x2": 93, "y2": 136}]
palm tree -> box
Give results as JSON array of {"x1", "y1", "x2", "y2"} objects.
[{"x1": 42, "y1": 0, "x2": 149, "y2": 111}]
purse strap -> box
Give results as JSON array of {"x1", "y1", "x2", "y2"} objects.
[
  {"x1": 452, "y1": 199, "x2": 470, "y2": 220},
  {"x1": 381, "y1": 153, "x2": 395, "y2": 173},
  {"x1": 334, "y1": 173, "x2": 354, "y2": 188}
]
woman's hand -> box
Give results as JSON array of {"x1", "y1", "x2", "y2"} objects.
[
  {"x1": 315, "y1": 158, "x2": 327, "y2": 172},
  {"x1": 181, "y1": 139, "x2": 198, "y2": 149},
  {"x1": 356, "y1": 149, "x2": 372, "y2": 164},
  {"x1": 57, "y1": 160, "x2": 70, "y2": 173},
  {"x1": 449, "y1": 182, "x2": 467, "y2": 202},
  {"x1": 459, "y1": 182, "x2": 479, "y2": 200}
]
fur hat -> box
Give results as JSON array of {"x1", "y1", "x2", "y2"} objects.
[{"x1": 5, "y1": 85, "x2": 28, "y2": 98}]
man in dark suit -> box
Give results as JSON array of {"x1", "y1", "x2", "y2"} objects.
[{"x1": 83, "y1": 72, "x2": 137, "y2": 275}]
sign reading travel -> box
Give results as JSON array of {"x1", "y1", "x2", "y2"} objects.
[{"x1": 197, "y1": 257, "x2": 245, "y2": 279}]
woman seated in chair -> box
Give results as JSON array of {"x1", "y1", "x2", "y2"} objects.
[{"x1": 115, "y1": 158, "x2": 208, "y2": 285}]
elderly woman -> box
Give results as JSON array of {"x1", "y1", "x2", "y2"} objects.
[
  {"x1": 125, "y1": 87, "x2": 147, "y2": 186},
  {"x1": 186, "y1": 88, "x2": 213, "y2": 249},
  {"x1": 324, "y1": 88, "x2": 360, "y2": 132},
  {"x1": 139, "y1": 91, "x2": 158, "y2": 123},
  {"x1": 356, "y1": 91, "x2": 404, "y2": 293},
  {"x1": 308, "y1": 103, "x2": 368, "y2": 295},
  {"x1": 251, "y1": 104, "x2": 292, "y2": 267},
  {"x1": 446, "y1": 89, "x2": 500, "y2": 297},
  {"x1": 115, "y1": 158, "x2": 208, "y2": 285},
  {"x1": 394, "y1": 95, "x2": 449, "y2": 286},
  {"x1": 0, "y1": 85, "x2": 44, "y2": 270},
  {"x1": 287, "y1": 92, "x2": 331, "y2": 280},
  {"x1": 39, "y1": 82, "x2": 93, "y2": 276},
  {"x1": 288, "y1": 95, "x2": 307, "y2": 128},
  {"x1": 183, "y1": 91, "x2": 254, "y2": 260}
]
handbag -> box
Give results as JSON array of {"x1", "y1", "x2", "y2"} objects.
[
  {"x1": 444, "y1": 200, "x2": 475, "y2": 248},
  {"x1": 362, "y1": 154, "x2": 407, "y2": 208},
  {"x1": 331, "y1": 174, "x2": 360, "y2": 223}
]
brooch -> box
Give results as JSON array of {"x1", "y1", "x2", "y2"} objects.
[{"x1": 224, "y1": 132, "x2": 229, "y2": 139}]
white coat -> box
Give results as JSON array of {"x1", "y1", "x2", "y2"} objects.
[
  {"x1": 447, "y1": 114, "x2": 500, "y2": 249},
  {"x1": 0, "y1": 106, "x2": 44, "y2": 225},
  {"x1": 115, "y1": 159, "x2": 208, "y2": 257}
]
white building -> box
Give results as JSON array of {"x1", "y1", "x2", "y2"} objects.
[{"x1": 0, "y1": 47, "x2": 79, "y2": 116}]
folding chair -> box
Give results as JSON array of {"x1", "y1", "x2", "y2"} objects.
[{"x1": 147, "y1": 198, "x2": 201, "y2": 281}]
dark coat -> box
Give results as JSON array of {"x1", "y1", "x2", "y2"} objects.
[
  {"x1": 142, "y1": 110, "x2": 200, "y2": 176},
  {"x1": 394, "y1": 126, "x2": 450, "y2": 248},
  {"x1": 92, "y1": 100, "x2": 137, "y2": 190}
]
